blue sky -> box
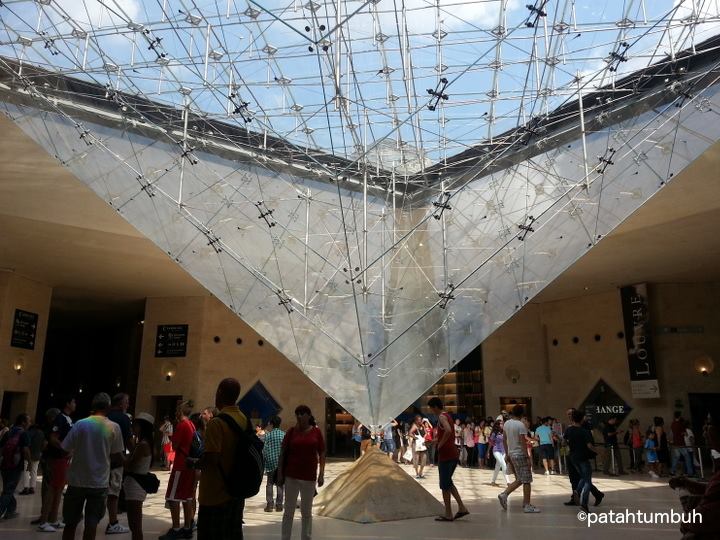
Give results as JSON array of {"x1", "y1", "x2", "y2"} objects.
[{"x1": 1, "y1": 0, "x2": 718, "y2": 169}]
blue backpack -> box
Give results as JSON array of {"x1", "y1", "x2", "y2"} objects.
[{"x1": 185, "y1": 430, "x2": 204, "y2": 468}]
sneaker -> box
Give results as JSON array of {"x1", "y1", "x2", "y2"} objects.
[
  {"x1": 106, "y1": 522, "x2": 130, "y2": 534},
  {"x1": 180, "y1": 527, "x2": 193, "y2": 539},
  {"x1": 31, "y1": 518, "x2": 43, "y2": 525},
  {"x1": 4, "y1": 511, "x2": 19, "y2": 520},
  {"x1": 563, "y1": 499, "x2": 578, "y2": 506},
  {"x1": 544, "y1": 471, "x2": 550, "y2": 476},
  {"x1": 18, "y1": 488, "x2": 30, "y2": 496},
  {"x1": 275, "y1": 504, "x2": 283, "y2": 512},
  {"x1": 52, "y1": 521, "x2": 65, "y2": 529},
  {"x1": 0, "y1": 508, "x2": 6, "y2": 520},
  {"x1": 594, "y1": 492, "x2": 605, "y2": 507},
  {"x1": 29, "y1": 488, "x2": 35, "y2": 495},
  {"x1": 498, "y1": 492, "x2": 508, "y2": 511},
  {"x1": 191, "y1": 519, "x2": 197, "y2": 531},
  {"x1": 158, "y1": 528, "x2": 183, "y2": 540},
  {"x1": 523, "y1": 504, "x2": 541, "y2": 513},
  {"x1": 264, "y1": 503, "x2": 274, "y2": 512},
  {"x1": 37, "y1": 523, "x2": 57, "y2": 533},
  {"x1": 649, "y1": 471, "x2": 659, "y2": 479}
]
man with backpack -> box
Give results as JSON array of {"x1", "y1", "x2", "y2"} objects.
[
  {"x1": 198, "y1": 378, "x2": 252, "y2": 540},
  {"x1": 0, "y1": 413, "x2": 31, "y2": 520}
]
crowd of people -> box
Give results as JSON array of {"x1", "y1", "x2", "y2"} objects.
[
  {"x1": 1, "y1": 391, "x2": 719, "y2": 538},
  {"x1": 0, "y1": 379, "x2": 327, "y2": 540}
]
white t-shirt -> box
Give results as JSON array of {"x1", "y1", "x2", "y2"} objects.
[
  {"x1": 62, "y1": 415, "x2": 124, "y2": 489},
  {"x1": 504, "y1": 418, "x2": 528, "y2": 456}
]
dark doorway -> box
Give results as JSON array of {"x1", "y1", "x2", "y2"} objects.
[
  {"x1": 325, "y1": 397, "x2": 354, "y2": 458},
  {"x1": 153, "y1": 395, "x2": 182, "y2": 460},
  {"x1": 688, "y1": 392, "x2": 720, "y2": 446},
  {"x1": 153, "y1": 395, "x2": 182, "y2": 427},
  {"x1": 37, "y1": 301, "x2": 144, "y2": 420},
  {"x1": 1, "y1": 391, "x2": 28, "y2": 424}
]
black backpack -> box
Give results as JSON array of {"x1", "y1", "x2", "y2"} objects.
[{"x1": 217, "y1": 414, "x2": 264, "y2": 499}]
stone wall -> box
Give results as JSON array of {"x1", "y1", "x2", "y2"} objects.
[
  {"x1": 136, "y1": 296, "x2": 328, "y2": 432},
  {"x1": 482, "y1": 283, "x2": 720, "y2": 426},
  {"x1": 0, "y1": 272, "x2": 51, "y2": 422}
]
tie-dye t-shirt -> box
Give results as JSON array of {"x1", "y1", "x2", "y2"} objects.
[{"x1": 62, "y1": 415, "x2": 123, "y2": 488}]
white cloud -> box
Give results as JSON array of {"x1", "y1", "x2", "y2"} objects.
[
  {"x1": 53, "y1": 0, "x2": 141, "y2": 29},
  {"x1": 347, "y1": 0, "x2": 521, "y2": 39}
]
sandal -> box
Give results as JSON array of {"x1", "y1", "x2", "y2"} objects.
[
  {"x1": 435, "y1": 516, "x2": 454, "y2": 522},
  {"x1": 454, "y1": 510, "x2": 470, "y2": 520}
]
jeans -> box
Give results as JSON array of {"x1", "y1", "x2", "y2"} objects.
[
  {"x1": 282, "y1": 477, "x2": 315, "y2": 540},
  {"x1": 567, "y1": 457, "x2": 602, "y2": 500},
  {"x1": 571, "y1": 457, "x2": 595, "y2": 507},
  {"x1": 671, "y1": 447, "x2": 695, "y2": 475},
  {"x1": 266, "y1": 472, "x2": 284, "y2": 506},
  {"x1": 491, "y1": 450, "x2": 510, "y2": 484},
  {"x1": 0, "y1": 469, "x2": 22, "y2": 515}
]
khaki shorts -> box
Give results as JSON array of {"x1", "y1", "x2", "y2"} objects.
[{"x1": 108, "y1": 467, "x2": 123, "y2": 497}]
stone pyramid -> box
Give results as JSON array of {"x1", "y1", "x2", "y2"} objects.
[{"x1": 315, "y1": 447, "x2": 443, "y2": 523}]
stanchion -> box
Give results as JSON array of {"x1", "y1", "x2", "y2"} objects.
[
  {"x1": 698, "y1": 447, "x2": 704, "y2": 479},
  {"x1": 611, "y1": 446, "x2": 616, "y2": 475}
]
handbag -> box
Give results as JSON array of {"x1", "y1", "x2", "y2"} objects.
[
  {"x1": 127, "y1": 472, "x2": 160, "y2": 494},
  {"x1": 414, "y1": 434, "x2": 426, "y2": 452},
  {"x1": 402, "y1": 447, "x2": 413, "y2": 462}
]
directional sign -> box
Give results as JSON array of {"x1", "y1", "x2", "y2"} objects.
[
  {"x1": 631, "y1": 380, "x2": 660, "y2": 399},
  {"x1": 155, "y1": 324, "x2": 188, "y2": 358},
  {"x1": 10, "y1": 309, "x2": 38, "y2": 350}
]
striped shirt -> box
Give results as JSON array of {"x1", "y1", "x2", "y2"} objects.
[{"x1": 263, "y1": 427, "x2": 285, "y2": 472}]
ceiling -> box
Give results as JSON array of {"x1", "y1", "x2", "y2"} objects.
[
  {"x1": 0, "y1": 111, "x2": 719, "y2": 317},
  {"x1": 1, "y1": 1, "x2": 717, "y2": 171}
]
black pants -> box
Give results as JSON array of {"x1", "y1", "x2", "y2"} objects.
[
  {"x1": 567, "y1": 457, "x2": 602, "y2": 499},
  {"x1": 198, "y1": 499, "x2": 244, "y2": 540}
]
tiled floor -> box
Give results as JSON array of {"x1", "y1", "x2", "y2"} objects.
[{"x1": 1, "y1": 461, "x2": 688, "y2": 539}]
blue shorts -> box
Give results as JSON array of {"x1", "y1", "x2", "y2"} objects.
[
  {"x1": 381, "y1": 439, "x2": 396, "y2": 454},
  {"x1": 438, "y1": 459, "x2": 458, "y2": 491}
]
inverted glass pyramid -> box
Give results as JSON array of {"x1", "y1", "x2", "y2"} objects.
[{"x1": 2, "y1": 1, "x2": 720, "y2": 425}]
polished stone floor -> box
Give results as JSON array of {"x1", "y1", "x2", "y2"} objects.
[{"x1": 0, "y1": 460, "x2": 687, "y2": 539}]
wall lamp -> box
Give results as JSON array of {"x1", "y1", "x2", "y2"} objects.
[
  {"x1": 162, "y1": 361, "x2": 178, "y2": 382},
  {"x1": 694, "y1": 354, "x2": 714, "y2": 377}
]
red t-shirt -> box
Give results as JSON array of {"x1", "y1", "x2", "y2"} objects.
[
  {"x1": 437, "y1": 412, "x2": 460, "y2": 462},
  {"x1": 282, "y1": 426, "x2": 325, "y2": 481},
  {"x1": 670, "y1": 420, "x2": 685, "y2": 446},
  {"x1": 171, "y1": 418, "x2": 195, "y2": 471}
]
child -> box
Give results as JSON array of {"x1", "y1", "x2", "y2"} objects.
[{"x1": 645, "y1": 430, "x2": 659, "y2": 479}]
